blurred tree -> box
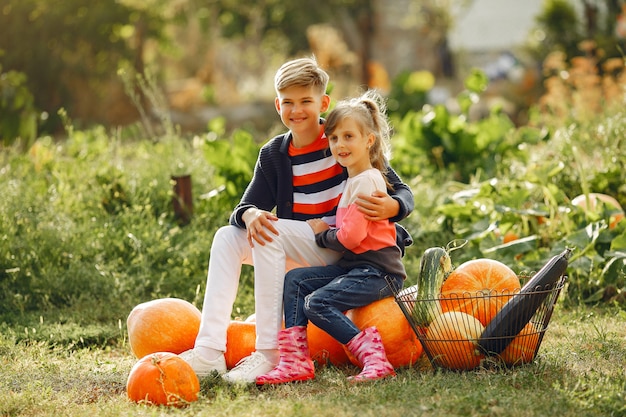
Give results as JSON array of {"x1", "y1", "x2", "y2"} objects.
[
  {"x1": 530, "y1": 0, "x2": 625, "y2": 62},
  {"x1": 0, "y1": 0, "x2": 166, "y2": 133},
  {"x1": 169, "y1": 0, "x2": 374, "y2": 85},
  {"x1": 172, "y1": 0, "x2": 457, "y2": 87},
  {"x1": 0, "y1": 64, "x2": 37, "y2": 147},
  {"x1": 196, "y1": 0, "x2": 366, "y2": 56}
]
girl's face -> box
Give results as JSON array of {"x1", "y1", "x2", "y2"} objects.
[
  {"x1": 275, "y1": 85, "x2": 330, "y2": 147},
  {"x1": 327, "y1": 116, "x2": 375, "y2": 176}
]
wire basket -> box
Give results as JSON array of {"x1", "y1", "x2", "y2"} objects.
[{"x1": 391, "y1": 275, "x2": 567, "y2": 371}]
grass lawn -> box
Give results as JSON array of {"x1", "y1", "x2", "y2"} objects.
[{"x1": 1, "y1": 306, "x2": 624, "y2": 417}]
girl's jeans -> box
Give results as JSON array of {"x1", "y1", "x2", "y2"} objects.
[
  {"x1": 194, "y1": 219, "x2": 341, "y2": 352},
  {"x1": 283, "y1": 264, "x2": 404, "y2": 345}
]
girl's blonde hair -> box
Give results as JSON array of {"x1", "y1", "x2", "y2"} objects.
[{"x1": 324, "y1": 89, "x2": 392, "y2": 186}]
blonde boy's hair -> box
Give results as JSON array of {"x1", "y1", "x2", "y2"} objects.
[{"x1": 274, "y1": 57, "x2": 329, "y2": 95}]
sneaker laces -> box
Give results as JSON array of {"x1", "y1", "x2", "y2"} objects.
[{"x1": 231, "y1": 351, "x2": 267, "y2": 372}]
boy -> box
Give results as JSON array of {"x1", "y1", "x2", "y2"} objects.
[{"x1": 180, "y1": 57, "x2": 414, "y2": 383}]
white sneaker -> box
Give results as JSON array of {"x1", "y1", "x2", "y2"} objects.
[
  {"x1": 222, "y1": 351, "x2": 275, "y2": 384},
  {"x1": 179, "y1": 349, "x2": 227, "y2": 377}
]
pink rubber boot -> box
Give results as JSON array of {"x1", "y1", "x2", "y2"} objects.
[
  {"x1": 256, "y1": 326, "x2": 315, "y2": 385},
  {"x1": 345, "y1": 326, "x2": 396, "y2": 382}
]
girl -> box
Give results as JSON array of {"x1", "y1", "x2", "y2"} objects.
[{"x1": 256, "y1": 90, "x2": 406, "y2": 385}]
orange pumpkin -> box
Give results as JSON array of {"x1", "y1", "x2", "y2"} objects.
[
  {"x1": 225, "y1": 320, "x2": 256, "y2": 369},
  {"x1": 307, "y1": 322, "x2": 350, "y2": 367},
  {"x1": 126, "y1": 352, "x2": 200, "y2": 407},
  {"x1": 424, "y1": 311, "x2": 485, "y2": 371},
  {"x1": 503, "y1": 230, "x2": 520, "y2": 244},
  {"x1": 572, "y1": 192, "x2": 624, "y2": 229},
  {"x1": 127, "y1": 298, "x2": 201, "y2": 359},
  {"x1": 345, "y1": 297, "x2": 423, "y2": 368},
  {"x1": 499, "y1": 322, "x2": 541, "y2": 366},
  {"x1": 440, "y1": 259, "x2": 521, "y2": 326}
]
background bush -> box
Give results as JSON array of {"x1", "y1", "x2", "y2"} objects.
[{"x1": 0, "y1": 125, "x2": 256, "y2": 326}]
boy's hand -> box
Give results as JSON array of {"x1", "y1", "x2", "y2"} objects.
[
  {"x1": 306, "y1": 218, "x2": 330, "y2": 234},
  {"x1": 242, "y1": 208, "x2": 279, "y2": 247},
  {"x1": 355, "y1": 190, "x2": 399, "y2": 221}
]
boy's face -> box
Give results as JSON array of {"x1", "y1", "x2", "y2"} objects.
[{"x1": 275, "y1": 85, "x2": 330, "y2": 145}]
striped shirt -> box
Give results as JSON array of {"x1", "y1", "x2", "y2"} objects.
[{"x1": 288, "y1": 127, "x2": 344, "y2": 223}]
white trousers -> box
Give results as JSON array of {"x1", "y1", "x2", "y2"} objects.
[{"x1": 194, "y1": 219, "x2": 341, "y2": 351}]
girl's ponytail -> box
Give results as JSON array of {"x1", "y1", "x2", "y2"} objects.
[{"x1": 324, "y1": 89, "x2": 394, "y2": 189}]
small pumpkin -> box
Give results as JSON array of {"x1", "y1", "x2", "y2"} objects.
[
  {"x1": 424, "y1": 311, "x2": 485, "y2": 371},
  {"x1": 502, "y1": 230, "x2": 520, "y2": 244},
  {"x1": 126, "y1": 352, "x2": 200, "y2": 407},
  {"x1": 572, "y1": 192, "x2": 624, "y2": 229},
  {"x1": 307, "y1": 321, "x2": 350, "y2": 367},
  {"x1": 127, "y1": 298, "x2": 201, "y2": 359},
  {"x1": 499, "y1": 322, "x2": 541, "y2": 366},
  {"x1": 440, "y1": 259, "x2": 521, "y2": 326},
  {"x1": 225, "y1": 320, "x2": 256, "y2": 369},
  {"x1": 345, "y1": 297, "x2": 424, "y2": 368}
]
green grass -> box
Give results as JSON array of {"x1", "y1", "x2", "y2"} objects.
[{"x1": 0, "y1": 307, "x2": 624, "y2": 417}]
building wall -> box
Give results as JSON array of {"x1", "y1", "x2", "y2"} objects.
[
  {"x1": 449, "y1": 0, "x2": 545, "y2": 52},
  {"x1": 370, "y1": 0, "x2": 434, "y2": 77},
  {"x1": 368, "y1": 0, "x2": 545, "y2": 79}
]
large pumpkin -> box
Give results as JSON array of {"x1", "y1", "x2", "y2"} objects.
[
  {"x1": 345, "y1": 297, "x2": 423, "y2": 368},
  {"x1": 499, "y1": 322, "x2": 541, "y2": 366},
  {"x1": 225, "y1": 320, "x2": 256, "y2": 369},
  {"x1": 424, "y1": 311, "x2": 485, "y2": 371},
  {"x1": 127, "y1": 298, "x2": 201, "y2": 359},
  {"x1": 307, "y1": 322, "x2": 350, "y2": 367},
  {"x1": 572, "y1": 192, "x2": 624, "y2": 229},
  {"x1": 127, "y1": 352, "x2": 200, "y2": 407},
  {"x1": 440, "y1": 259, "x2": 521, "y2": 326}
]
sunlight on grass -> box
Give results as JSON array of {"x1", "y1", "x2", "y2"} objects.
[{"x1": 0, "y1": 308, "x2": 624, "y2": 417}]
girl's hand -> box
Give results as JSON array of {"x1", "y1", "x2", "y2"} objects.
[
  {"x1": 355, "y1": 190, "x2": 399, "y2": 221},
  {"x1": 306, "y1": 218, "x2": 330, "y2": 234},
  {"x1": 242, "y1": 208, "x2": 279, "y2": 247}
]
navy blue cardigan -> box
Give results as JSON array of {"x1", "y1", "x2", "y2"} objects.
[{"x1": 229, "y1": 129, "x2": 414, "y2": 254}]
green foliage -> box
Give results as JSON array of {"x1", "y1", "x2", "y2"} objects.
[
  {"x1": 546, "y1": 117, "x2": 626, "y2": 199},
  {"x1": 386, "y1": 70, "x2": 434, "y2": 118},
  {"x1": 0, "y1": 127, "x2": 244, "y2": 322},
  {"x1": 398, "y1": 107, "x2": 626, "y2": 307},
  {"x1": 201, "y1": 117, "x2": 261, "y2": 200},
  {"x1": 0, "y1": 65, "x2": 38, "y2": 147},
  {"x1": 391, "y1": 69, "x2": 518, "y2": 182}
]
